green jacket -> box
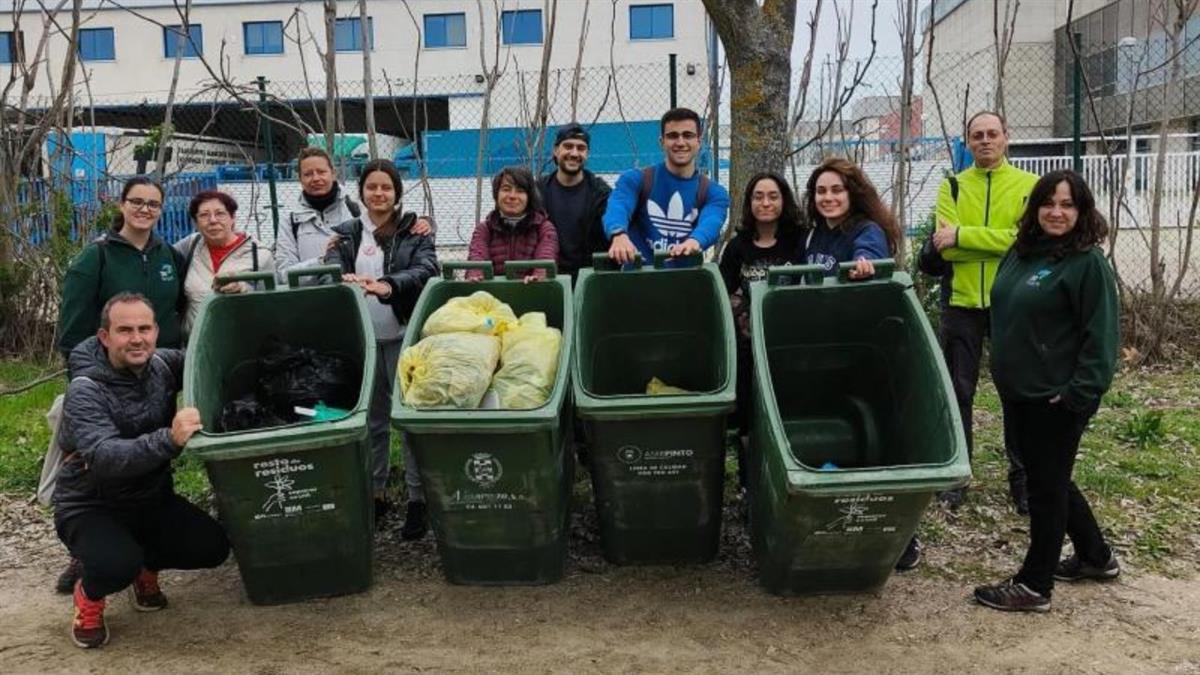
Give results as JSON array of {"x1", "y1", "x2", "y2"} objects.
[
  {"x1": 989, "y1": 244, "x2": 1119, "y2": 412},
  {"x1": 935, "y1": 158, "x2": 1038, "y2": 309},
  {"x1": 57, "y1": 230, "x2": 185, "y2": 360}
]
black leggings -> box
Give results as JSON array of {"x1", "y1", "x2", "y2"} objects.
[{"x1": 56, "y1": 493, "x2": 230, "y2": 600}]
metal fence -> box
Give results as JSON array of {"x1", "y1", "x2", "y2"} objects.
[{"x1": 17, "y1": 39, "x2": 1200, "y2": 297}]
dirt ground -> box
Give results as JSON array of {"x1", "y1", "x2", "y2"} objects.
[{"x1": 2, "y1": 494, "x2": 1198, "y2": 675}]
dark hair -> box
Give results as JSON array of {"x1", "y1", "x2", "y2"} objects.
[
  {"x1": 297, "y1": 146, "x2": 334, "y2": 169},
  {"x1": 803, "y1": 158, "x2": 902, "y2": 255},
  {"x1": 966, "y1": 110, "x2": 1008, "y2": 134},
  {"x1": 1014, "y1": 170, "x2": 1108, "y2": 259},
  {"x1": 188, "y1": 190, "x2": 238, "y2": 221},
  {"x1": 739, "y1": 172, "x2": 801, "y2": 239},
  {"x1": 358, "y1": 159, "x2": 404, "y2": 206},
  {"x1": 660, "y1": 107, "x2": 702, "y2": 136},
  {"x1": 112, "y1": 176, "x2": 165, "y2": 231},
  {"x1": 490, "y1": 166, "x2": 542, "y2": 215},
  {"x1": 100, "y1": 291, "x2": 154, "y2": 330}
]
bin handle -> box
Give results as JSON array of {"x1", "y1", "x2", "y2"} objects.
[
  {"x1": 286, "y1": 265, "x2": 343, "y2": 288},
  {"x1": 836, "y1": 258, "x2": 896, "y2": 283},
  {"x1": 504, "y1": 259, "x2": 558, "y2": 280},
  {"x1": 591, "y1": 252, "x2": 643, "y2": 271},
  {"x1": 652, "y1": 250, "x2": 704, "y2": 269},
  {"x1": 442, "y1": 261, "x2": 494, "y2": 280},
  {"x1": 214, "y1": 271, "x2": 276, "y2": 291},
  {"x1": 766, "y1": 264, "x2": 826, "y2": 287}
]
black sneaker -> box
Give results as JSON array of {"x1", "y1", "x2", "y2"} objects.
[
  {"x1": 400, "y1": 501, "x2": 429, "y2": 541},
  {"x1": 1054, "y1": 553, "x2": 1120, "y2": 582},
  {"x1": 937, "y1": 488, "x2": 966, "y2": 510},
  {"x1": 55, "y1": 557, "x2": 83, "y2": 595},
  {"x1": 895, "y1": 535, "x2": 921, "y2": 571},
  {"x1": 974, "y1": 578, "x2": 1051, "y2": 612}
]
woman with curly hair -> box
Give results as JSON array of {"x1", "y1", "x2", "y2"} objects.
[
  {"x1": 974, "y1": 170, "x2": 1120, "y2": 612},
  {"x1": 798, "y1": 157, "x2": 902, "y2": 279}
]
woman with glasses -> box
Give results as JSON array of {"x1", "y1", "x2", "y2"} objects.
[
  {"x1": 53, "y1": 176, "x2": 188, "y2": 598},
  {"x1": 175, "y1": 190, "x2": 275, "y2": 336},
  {"x1": 58, "y1": 176, "x2": 186, "y2": 361}
]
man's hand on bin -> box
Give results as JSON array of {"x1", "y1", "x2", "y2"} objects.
[
  {"x1": 171, "y1": 407, "x2": 203, "y2": 449},
  {"x1": 667, "y1": 238, "x2": 701, "y2": 258},
  {"x1": 342, "y1": 274, "x2": 392, "y2": 299},
  {"x1": 608, "y1": 233, "x2": 639, "y2": 265}
]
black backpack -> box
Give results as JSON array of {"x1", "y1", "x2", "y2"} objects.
[{"x1": 916, "y1": 174, "x2": 959, "y2": 278}]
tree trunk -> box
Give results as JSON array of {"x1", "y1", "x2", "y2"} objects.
[
  {"x1": 323, "y1": 0, "x2": 338, "y2": 158},
  {"x1": 701, "y1": 0, "x2": 796, "y2": 222},
  {"x1": 360, "y1": 0, "x2": 377, "y2": 158}
]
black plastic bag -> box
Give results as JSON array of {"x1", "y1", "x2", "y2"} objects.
[
  {"x1": 256, "y1": 336, "x2": 355, "y2": 411},
  {"x1": 218, "y1": 395, "x2": 290, "y2": 432}
]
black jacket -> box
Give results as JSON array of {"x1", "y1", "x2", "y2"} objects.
[
  {"x1": 54, "y1": 337, "x2": 185, "y2": 521},
  {"x1": 538, "y1": 170, "x2": 611, "y2": 275},
  {"x1": 325, "y1": 213, "x2": 439, "y2": 325}
]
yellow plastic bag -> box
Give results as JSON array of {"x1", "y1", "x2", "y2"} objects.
[
  {"x1": 421, "y1": 291, "x2": 518, "y2": 338},
  {"x1": 492, "y1": 312, "x2": 562, "y2": 409},
  {"x1": 399, "y1": 333, "x2": 502, "y2": 408},
  {"x1": 646, "y1": 377, "x2": 691, "y2": 395}
]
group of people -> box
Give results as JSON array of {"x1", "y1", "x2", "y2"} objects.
[{"x1": 48, "y1": 105, "x2": 1120, "y2": 648}]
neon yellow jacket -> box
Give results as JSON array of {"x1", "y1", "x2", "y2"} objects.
[{"x1": 935, "y1": 158, "x2": 1038, "y2": 309}]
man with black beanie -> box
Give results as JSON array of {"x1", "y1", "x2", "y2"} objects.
[{"x1": 539, "y1": 124, "x2": 611, "y2": 278}]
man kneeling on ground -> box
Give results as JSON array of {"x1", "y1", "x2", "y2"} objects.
[{"x1": 54, "y1": 292, "x2": 229, "y2": 649}]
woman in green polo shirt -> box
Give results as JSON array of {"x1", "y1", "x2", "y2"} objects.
[{"x1": 974, "y1": 170, "x2": 1120, "y2": 613}]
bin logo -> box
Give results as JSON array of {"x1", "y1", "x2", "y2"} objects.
[
  {"x1": 617, "y1": 445, "x2": 642, "y2": 464},
  {"x1": 465, "y1": 453, "x2": 503, "y2": 487},
  {"x1": 262, "y1": 474, "x2": 295, "y2": 514}
]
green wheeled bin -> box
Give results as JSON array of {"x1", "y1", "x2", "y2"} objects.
[
  {"x1": 391, "y1": 260, "x2": 574, "y2": 585},
  {"x1": 572, "y1": 253, "x2": 736, "y2": 564},
  {"x1": 183, "y1": 267, "x2": 376, "y2": 605},
  {"x1": 746, "y1": 261, "x2": 971, "y2": 595}
]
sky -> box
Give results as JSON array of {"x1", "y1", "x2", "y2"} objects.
[{"x1": 790, "y1": 0, "x2": 908, "y2": 64}]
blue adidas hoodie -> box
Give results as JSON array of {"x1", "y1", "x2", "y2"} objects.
[
  {"x1": 799, "y1": 220, "x2": 890, "y2": 274},
  {"x1": 602, "y1": 163, "x2": 731, "y2": 262}
]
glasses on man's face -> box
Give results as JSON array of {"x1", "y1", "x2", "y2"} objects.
[
  {"x1": 197, "y1": 210, "x2": 231, "y2": 222},
  {"x1": 663, "y1": 131, "x2": 699, "y2": 142},
  {"x1": 125, "y1": 198, "x2": 163, "y2": 212}
]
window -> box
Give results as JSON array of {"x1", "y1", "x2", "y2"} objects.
[
  {"x1": 501, "y1": 9, "x2": 542, "y2": 45},
  {"x1": 334, "y1": 16, "x2": 373, "y2": 52},
  {"x1": 630, "y1": 4, "x2": 674, "y2": 40},
  {"x1": 244, "y1": 21, "x2": 284, "y2": 55},
  {"x1": 0, "y1": 30, "x2": 22, "y2": 64},
  {"x1": 163, "y1": 24, "x2": 202, "y2": 58},
  {"x1": 424, "y1": 13, "x2": 466, "y2": 48},
  {"x1": 78, "y1": 27, "x2": 115, "y2": 61}
]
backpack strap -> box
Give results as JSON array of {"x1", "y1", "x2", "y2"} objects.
[
  {"x1": 630, "y1": 166, "x2": 654, "y2": 230},
  {"x1": 290, "y1": 211, "x2": 299, "y2": 242},
  {"x1": 696, "y1": 173, "x2": 710, "y2": 212},
  {"x1": 948, "y1": 174, "x2": 959, "y2": 203},
  {"x1": 344, "y1": 196, "x2": 361, "y2": 218},
  {"x1": 252, "y1": 240, "x2": 259, "y2": 272}
]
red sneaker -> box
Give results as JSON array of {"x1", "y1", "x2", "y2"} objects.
[
  {"x1": 71, "y1": 580, "x2": 109, "y2": 649},
  {"x1": 129, "y1": 569, "x2": 168, "y2": 612}
]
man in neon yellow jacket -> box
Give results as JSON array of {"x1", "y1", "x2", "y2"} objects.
[{"x1": 931, "y1": 111, "x2": 1038, "y2": 512}]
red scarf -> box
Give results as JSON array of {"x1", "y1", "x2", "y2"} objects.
[{"x1": 208, "y1": 233, "x2": 247, "y2": 273}]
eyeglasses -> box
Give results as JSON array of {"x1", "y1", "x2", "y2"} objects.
[
  {"x1": 663, "y1": 131, "x2": 699, "y2": 141},
  {"x1": 125, "y1": 198, "x2": 163, "y2": 212},
  {"x1": 196, "y1": 210, "x2": 231, "y2": 222}
]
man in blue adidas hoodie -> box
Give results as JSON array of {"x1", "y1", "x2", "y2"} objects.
[{"x1": 603, "y1": 108, "x2": 731, "y2": 263}]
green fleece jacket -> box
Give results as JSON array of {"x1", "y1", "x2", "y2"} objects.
[
  {"x1": 989, "y1": 243, "x2": 1119, "y2": 412},
  {"x1": 936, "y1": 159, "x2": 1038, "y2": 309},
  {"x1": 57, "y1": 231, "x2": 184, "y2": 359}
]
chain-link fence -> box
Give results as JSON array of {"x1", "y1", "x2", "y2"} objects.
[{"x1": 17, "y1": 35, "x2": 1200, "y2": 297}]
